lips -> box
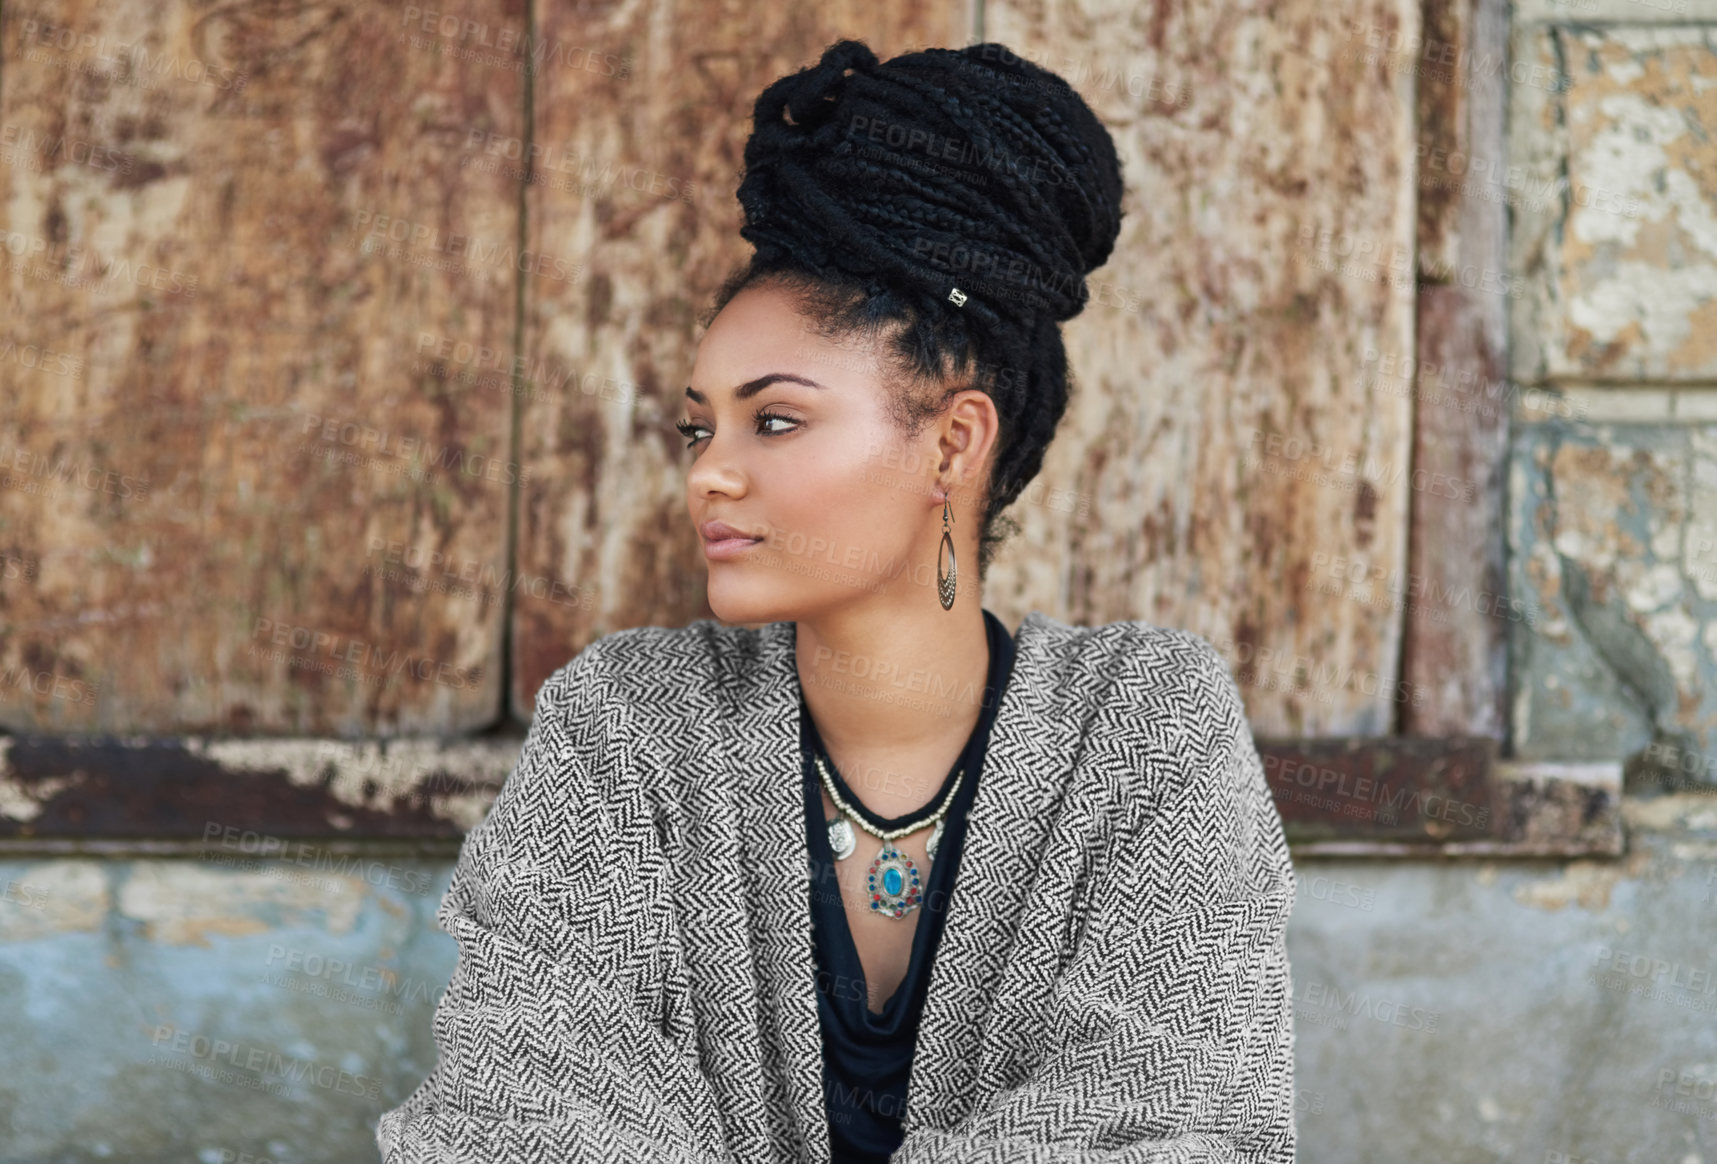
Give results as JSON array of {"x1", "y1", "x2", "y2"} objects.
[
  {"x1": 698, "y1": 519, "x2": 764, "y2": 561},
  {"x1": 699, "y1": 520, "x2": 762, "y2": 544}
]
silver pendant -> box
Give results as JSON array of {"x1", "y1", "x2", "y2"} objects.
[
  {"x1": 866, "y1": 838, "x2": 923, "y2": 919},
  {"x1": 827, "y1": 814, "x2": 855, "y2": 860}
]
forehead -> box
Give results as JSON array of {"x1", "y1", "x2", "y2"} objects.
[{"x1": 691, "y1": 283, "x2": 882, "y2": 391}]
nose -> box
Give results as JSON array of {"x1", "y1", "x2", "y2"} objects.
[{"x1": 685, "y1": 431, "x2": 748, "y2": 502}]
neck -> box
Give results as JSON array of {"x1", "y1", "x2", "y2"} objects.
[{"x1": 795, "y1": 600, "x2": 992, "y2": 765}]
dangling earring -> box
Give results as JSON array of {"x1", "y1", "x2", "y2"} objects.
[{"x1": 937, "y1": 492, "x2": 957, "y2": 611}]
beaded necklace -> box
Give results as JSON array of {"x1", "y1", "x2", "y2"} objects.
[{"x1": 814, "y1": 749, "x2": 964, "y2": 920}]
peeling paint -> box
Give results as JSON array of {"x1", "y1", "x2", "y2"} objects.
[
  {"x1": 116, "y1": 863, "x2": 366, "y2": 947},
  {"x1": 1509, "y1": 425, "x2": 1712, "y2": 763},
  {"x1": 1510, "y1": 846, "x2": 1652, "y2": 910},
  {"x1": 1624, "y1": 790, "x2": 1717, "y2": 833},
  {"x1": 195, "y1": 737, "x2": 517, "y2": 824},
  {"x1": 0, "y1": 773, "x2": 78, "y2": 823},
  {"x1": 1515, "y1": 26, "x2": 1717, "y2": 380}
]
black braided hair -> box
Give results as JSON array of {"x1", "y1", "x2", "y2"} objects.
[{"x1": 703, "y1": 39, "x2": 1126, "y2": 580}]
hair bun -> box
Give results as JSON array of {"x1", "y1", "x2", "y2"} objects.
[
  {"x1": 762, "y1": 39, "x2": 880, "y2": 134},
  {"x1": 952, "y1": 43, "x2": 1125, "y2": 278},
  {"x1": 737, "y1": 39, "x2": 1126, "y2": 327}
]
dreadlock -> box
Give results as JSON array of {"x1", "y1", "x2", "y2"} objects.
[{"x1": 702, "y1": 39, "x2": 1126, "y2": 580}]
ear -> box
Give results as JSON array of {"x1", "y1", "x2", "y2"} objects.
[{"x1": 935, "y1": 388, "x2": 1001, "y2": 501}]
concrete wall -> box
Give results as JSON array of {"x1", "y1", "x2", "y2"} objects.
[{"x1": 3, "y1": 794, "x2": 1715, "y2": 1161}]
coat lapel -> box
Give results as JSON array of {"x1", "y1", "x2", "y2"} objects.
[
  {"x1": 905, "y1": 609, "x2": 1068, "y2": 1134},
  {"x1": 727, "y1": 611, "x2": 1070, "y2": 1160},
  {"x1": 729, "y1": 617, "x2": 827, "y2": 1163}
]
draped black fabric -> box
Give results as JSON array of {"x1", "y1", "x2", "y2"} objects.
[{"x1": 801, "y1": 608, "x2": 1017, "y2": 1163}]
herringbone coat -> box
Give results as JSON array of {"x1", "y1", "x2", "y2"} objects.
[{"x1": 376, "y1": 610, "x2": 1298, "y2": 1163}]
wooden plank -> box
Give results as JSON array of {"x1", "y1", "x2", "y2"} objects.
[
  {"x1": 1265, "y1": 735, "x2": 1499, "y2": 842},
  {"x1": 508, "y1": 1, "x2": 972, "y2": 712},
  {"x1": 1263, "y1": 738, "x2": 1623, "y2": 854},
  {"x1": 985, "y1": 0, "x2": 1419, "y2": 736},
  {"x1": 0, "y1": 1, "x2": 525, "y2": 735},
  {"x1": 1400, "y1": 0, "x2": 1511, "y2": 739}
]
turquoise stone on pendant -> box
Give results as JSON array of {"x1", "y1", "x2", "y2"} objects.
[{"x1": 866, "y1": 840, "x2": 922, "y2": 920}]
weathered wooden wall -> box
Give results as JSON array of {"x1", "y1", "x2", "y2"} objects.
[
  {"x1": 1504, "y1": 13, "x2": 1717, "y2": 780},
  {"x1": 510, "y1": 1, "x2": 970, "y2": 710},
  {"x1": 983, "y1": 0, "x2": 1420, "y2": 737},
  {"x1": 1, "y1": 1, "x2": 527, "y2": 736},
  {"x1": 1404, "y1": 0, "x2": 1512, "y2": 741},
  {"x1": 3, "y1": 0, "x2": 1634, "y2": 847},
  {"x1": 2, "y1": 0, "x2": 1422, "y2": 740}
]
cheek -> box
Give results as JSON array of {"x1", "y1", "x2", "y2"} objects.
[{"x1": 766, "y1": 438, "x2": 919, "y2": 558}]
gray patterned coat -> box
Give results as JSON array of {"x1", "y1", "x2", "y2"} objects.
[{"x1": 376, "y1": 610, "x2": 1298, "y2": 1163}]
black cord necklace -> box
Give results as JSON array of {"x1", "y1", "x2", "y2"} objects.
[{"x1": 813, "y1": 741, "x2": 964, "y2": 921}]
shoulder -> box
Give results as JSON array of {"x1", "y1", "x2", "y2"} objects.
[
  {"x1": 1051, "y1": 621, "x2": 1275, "y2": 882},
  {"x1": 536, "y1": 617, "x2": 768, "y2": 712},
  {"x1": 1123, "y1": 620, "x2": 1246, "y2": 735},
  {"x1": 1023, "y1": 612, "x2": 1246, "y2": 760},
  {"x1": 494, "y1": 619, "x2": 764, "y2": 830}
]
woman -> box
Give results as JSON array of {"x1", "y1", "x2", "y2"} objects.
[{"x1": 378, "y1": 39, "x2": 1296, "y2": 1164}]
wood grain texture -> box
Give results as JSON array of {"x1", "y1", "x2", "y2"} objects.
[
  {"x1": 983, "y1": 0, "x2": 1419, "y2": 735},
  {"x1": 1402, "y1": 0, "x2": 1510, "y2": 740},
  {"x1": 0, "y1": 1, "x2": 526, "y2": 735},
  {"x1": 510, "y1": 0, "x2": 972, "y2": 714}
]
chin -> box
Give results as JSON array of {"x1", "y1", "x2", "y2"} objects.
[{"x1": 704, "y1": 572, "x2": 793, "y2": 628}]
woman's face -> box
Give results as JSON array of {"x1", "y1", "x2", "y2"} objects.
[{"x1": 679, "y1": 280, "x2": 993, "y2": 626}]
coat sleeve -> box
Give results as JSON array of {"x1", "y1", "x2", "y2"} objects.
[
  {"x1": 375, "y1": 646, "x2": 736, "y2": 1164},
  {"x1": 890, "y1": 640, "x2": 1298, "y2": 1164}
]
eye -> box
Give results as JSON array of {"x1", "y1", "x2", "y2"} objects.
[
  {"x1": 754, "y1": 409, "x2": 800, "y2": 436},
  {"x1": 673, "y1": 417, "x2": 707, "y2": 449},
  {"x1": 674, "y1": 409, "x2": 801, "y2": 450}
]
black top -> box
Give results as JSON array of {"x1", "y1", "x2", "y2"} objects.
[{"x1": 800, "y1": 608, "x2": 1018, "y2": 1164}]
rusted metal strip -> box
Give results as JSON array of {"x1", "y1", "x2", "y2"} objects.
[
  {"x1": 1263, "y1": 735, "x2": 1498, "y2": 842},
  {"x1": 0, "y1": 733, "x2": 523, "y2": 841},
  {"x1": 1263, "y1": 735, "x2": 1623, "y2": 854},
  {"x1": 0, "y1": 733, "x2": 1622, "y2": 856}
]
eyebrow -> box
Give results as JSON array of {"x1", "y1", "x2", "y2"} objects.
[{"x1": 683, "y1": 372, "x2": 827, "y2": 405}]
